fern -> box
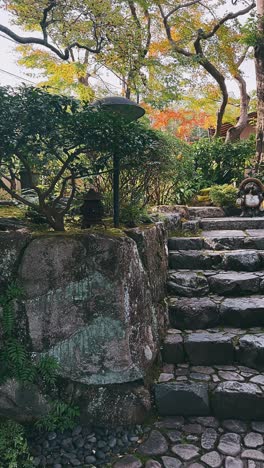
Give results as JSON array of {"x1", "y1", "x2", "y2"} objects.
[
  {"x1": 36, "y1": 356, "x2": 59, "y2": 386},
  {"x1": 2, "y1": 302, "x2": 15, "y2": 337},
  {"x1": 0, "y1": 282, "x2": 80, "y2": 433},
  {"x1": 35, "y1": 400, "x2": 80, "y2": 432}
]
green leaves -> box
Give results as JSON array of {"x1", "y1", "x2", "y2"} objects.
[
  {"x1": 35, "y1": 400, "x2": 80, "y2": 432},
  {"x1": 190, "y1": 136, "x2": 255, "y2": 186},
  {"x1": 0, "y1": 420, "x2": 33, "y2": 468}
]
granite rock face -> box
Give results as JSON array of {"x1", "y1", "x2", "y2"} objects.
[
  {"x1": 0, "y1": 379, "x2": 49, "y2": 422},
  {"x1": 0, "y1": 230, "x2": 31, "y2": 289},
  {"x1": 0, "y1": 224, "x2": 168, "y2": 424},
  {"x1": 75, "y1": 382, "x2": 151, "y2": 426},
  {"x1": 19, "y1": 228, "x2": 167, "y2": 386}
]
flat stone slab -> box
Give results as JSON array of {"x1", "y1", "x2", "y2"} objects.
[
  {"x1": 220, "y1": 296, "x2": 264, "y2": 328},
  {"x1": 241, "y1": 449, "x2": 264, "y2": 461},
  {"x1": 168, "y1": 269, "x2": 264, "y2": 296},
  {"x1": 212, "y1": 381, "x2": 264, "y2": 420},
  {"x1": 200, "y1": 450, "x2": 222, "y2": 467},
  {"x1": 200, "y1": 217, "x2": 264, "y2": 231},
  {"x1": 157, "y1": 362, "x2": 264, "y2": 421},
  {"x1": 161, "y1": 456, "x2": 182, "y2": 468},
  {"x1": 137, "y1": 430, "x2": 168, "y2": 456},
  {"x1": 244, "y1": 432, "x2": 263, "y2": 448},
  {"x1": 218, "y1": 433, "x2": 241, "y2": 456},
  {"x1": 169, "y1": 250, "x2": 223, "y2": 270},
  {"x1": 208, "y1": 272, "x2": 260, "y2": 295},
  {"x1": 162, "y1": 328, "x2": 264, "y2": 372},
  {"x1": 169, "y1": 296, "x2": 264, "y2": 330},
  {"x1": 167, "y1": 271, "x2": 209, "y2": 297},
  {"x1": 225, "y1": 457, "x2": 243, "y2": 468},
  {"x1": 169, "y1": 249, "x2": 263, "y2": 272},
  {"x1": 201, "y1": 428, "x2": 218, "y2": 450},
  {"x1": 169, "y1": 297, "x2": 219, "y2": 330},
  {"x1": 168, "y1": 237, "x2": 204, "y2": 251},
  {"x1": 246, "y1": 229, "x2": 264, "y2": 237},
  {"x1": 185, "y1": 331, "x2": 235, "y2": 365},
  {"x1": 171, "y1": 443, "x2": 200, "y2": 461},
  {"x1": 155, "y1": 383, "x2": 210, "y2": 416},
  {"x1": 238, "y1": 335, "x2": 264, "y2": 370},
  {"x1": 202, "y1": 230, "x2": 246, "y2": 238},
  {"x1": 188, "y1": 207, "x2": 224, "y2": 218}
]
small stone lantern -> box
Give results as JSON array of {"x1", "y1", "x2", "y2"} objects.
[{"x1": 80, "y1": 189, "x2": 104, "y2": 228}]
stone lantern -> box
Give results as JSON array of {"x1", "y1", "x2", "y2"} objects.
[{"x1": 80, "y1": 188, "x2": 104, "y2": 228}]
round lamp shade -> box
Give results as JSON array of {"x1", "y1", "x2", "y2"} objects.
[{"x1": 92, "y1": 96, "x2": 145, "y2": 122}]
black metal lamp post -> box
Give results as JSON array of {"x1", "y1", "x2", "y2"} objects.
[{"x1": 92, "y1": 96, "x2": 145, "y2": 227}]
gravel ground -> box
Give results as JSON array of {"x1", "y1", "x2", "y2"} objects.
[
  {"x1": 29, "y1": 423, "x2": 148, "y2": 467},
  {"x1": 29, "y1": 416, "x2": 264, "y2": 467}
]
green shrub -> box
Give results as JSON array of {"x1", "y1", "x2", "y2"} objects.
[
  {"x1": 210, "y1": 184, "x2": 237, "y2": 207},
  {"x1": 0, "y1": 420, "x2": 33, "y2": 468},
  {"x1": 120, "y1": 202, "x2": 152, "y2": 227},
  {"x1": 190, "y1": 136, "x2": 255, "y2": 187}
]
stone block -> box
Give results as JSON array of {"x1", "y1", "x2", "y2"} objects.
[
  {"x1": 208, "y1": 272, "x2": 260, "y2": 295},
  {"x1": 220, "y1": 297, "x2": 264, "y2": 328},
  {"x1": 162, "y1": 331, "x2": 184, "y2": 364},
  {"x1": 212, "y1": 381, "x2": 264, "y2": 420},
  {"x1": 185, "y1": 332, "x2": 235, "y2": 365},
  {"x1": 238, "y1": 335, "x2": 264, "y2": 370},
  {"x1": 169, "y1": 297, "x2": 219, "y2": 330},
  {"x1": 155, "y1": 382, "x2": 210, "y2": 416},
  {"x1": 167, "y1": 271, "x2": 209, "y2": 297}
]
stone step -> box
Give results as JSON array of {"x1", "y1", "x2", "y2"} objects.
[
  {"x1": 200, "y1": 217, "x2": 264, "y2": 231},
  {"x1": 169, "y1": 249, "x2": 264, "y2": 271},
  {"x1": 188, "y1": 206, "x2": 225, "y2": 218},
  {"x1": 167, "y1": 270, "x2": 264, "y2": 297},
  {"x1": 168, "y1": 296, "x2": 264, "y2": 329},
  {"x1": 155, "y1": 363, "x2": 264, "y2": 420},
  {"x1": 162, "y1": 328, "x2": 264, "y2": 370},
  {"x1": 168, "y1": 232, "x2": 264, "y2": 251}
]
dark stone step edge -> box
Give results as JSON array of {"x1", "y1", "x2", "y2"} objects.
[{"x1": 162, "y1": 330, "x2": 264, "y2": 370}]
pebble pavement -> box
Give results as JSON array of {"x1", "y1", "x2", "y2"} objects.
[{"x1": 29, "y1": 416, "x2": 264, "y2": 467}]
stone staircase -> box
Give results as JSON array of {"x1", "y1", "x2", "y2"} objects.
[{"x1": 155, "y1": 216, "x2": 264, "y2": 421}]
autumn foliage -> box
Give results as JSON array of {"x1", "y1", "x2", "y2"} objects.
[{"x1": 146, "y1": 106, "x2": 215, "y2": 140}]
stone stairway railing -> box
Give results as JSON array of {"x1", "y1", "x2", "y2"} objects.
[{"x1": 155, "y1": 215, "x2": 264, "y2": 421}]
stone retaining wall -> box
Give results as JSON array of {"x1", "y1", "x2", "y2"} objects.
[{"x1": 0, "y1": 215, "x2": 180, "y2": 425}]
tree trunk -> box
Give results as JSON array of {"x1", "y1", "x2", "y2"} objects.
[
  {"x1": 254, "y1": 0, "x2": 264, "y2": 173},
  {"x1": 225, "y1": 73, "x2": 250, "y2": 143},
  {"x1": 43, "y1": 207, "x2": 65, "y2": 231}
]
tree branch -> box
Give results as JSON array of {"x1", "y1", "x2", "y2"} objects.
[
  {"x1": 0, "y1": 25, "x2": 104, "y2": 61},
  {"x1": 0, "y1": 176, "x2": 39, "y2": 210},
  {"x1": 165, "y1": 0, "x2": 202, "y2": 20},
  {"x1": 203, "y1": 2, "x2": 256, "y2": 39},
  {"x1": 43, "y1": 148, "x2": 82, "y2": 198}
]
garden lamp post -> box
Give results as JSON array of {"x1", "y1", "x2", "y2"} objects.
[{"x1": 92, "y1": 96, "x2": 145, "y2": 228}]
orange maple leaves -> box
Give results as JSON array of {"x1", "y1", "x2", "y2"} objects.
[{"x1": 146, "y1": 107, "x2": 214, "y2": 140}]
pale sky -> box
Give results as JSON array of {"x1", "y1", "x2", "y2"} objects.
[{"x1": 0, "y1": 4, "x2": 257, "y2": 96}]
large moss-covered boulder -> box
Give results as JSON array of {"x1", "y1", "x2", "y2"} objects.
[{"x1": 19, "y1": 227, "x2": 167, "y2": 386}]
